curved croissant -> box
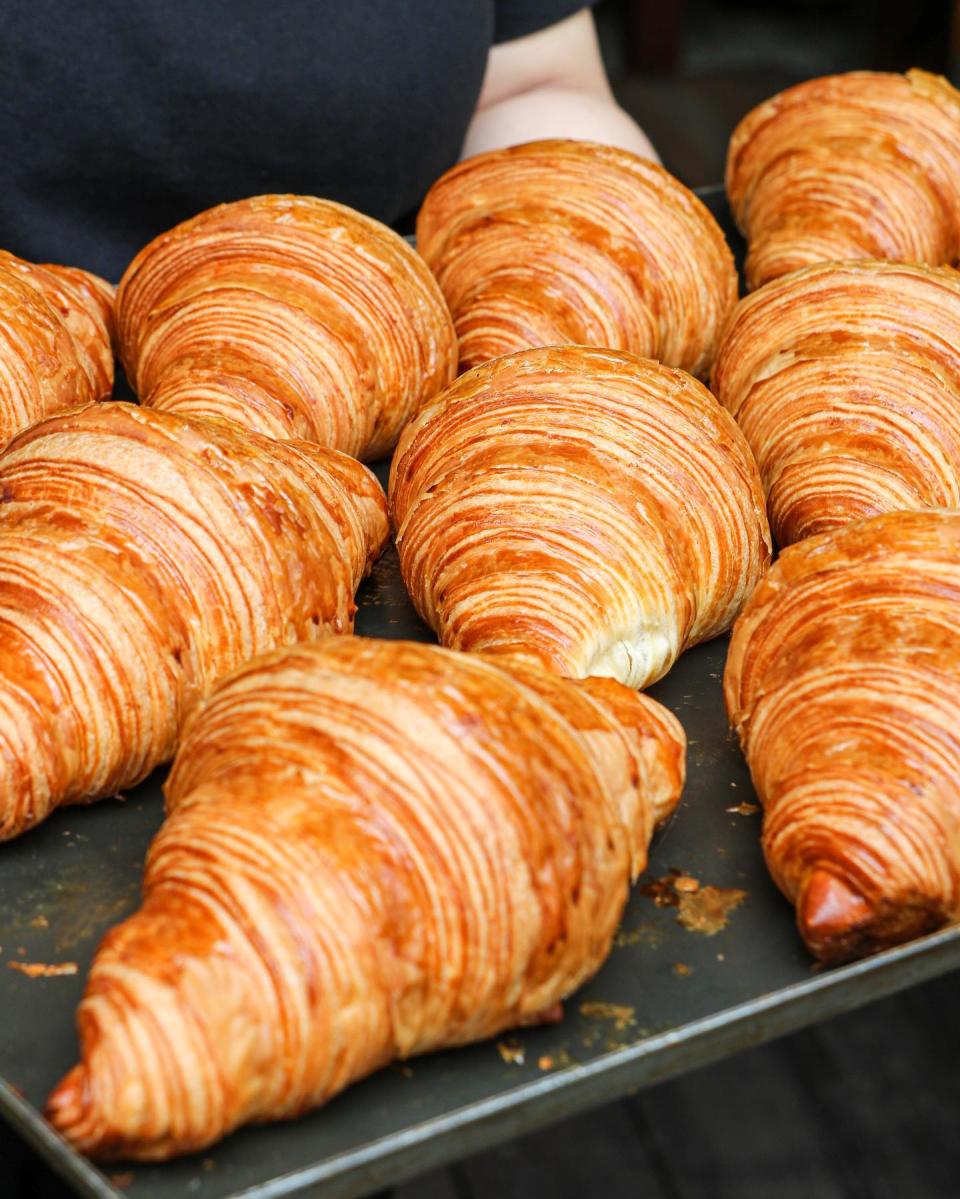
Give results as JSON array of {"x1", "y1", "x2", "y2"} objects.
[
  {"x1": 727, "y1": 69, "x2": 960, "y2": 290},
  {"x1": 390, "y1": 346, "x2": 771, "y2": 688},
  {"x1": 416, "y1": 139, "x2": 737, "y2": 378},
  {"x1": 0, "y1": 250, "x2": 114, "y2": 449},
  {"x1": 48, "y1": 637, "x2": 685, "y2": 1160},
  {"x1": 711, "y1": 260, "x2": 960, "y2": 546},
  {"x1": 116, "y1": 195, "x2": 457, "y2": 459},
  {"x1": 725, "y1": 510, "x2": 960, "y2": 963},
  {"x1": 0, "y1": 402, "x2": 387, "y2": 840}
]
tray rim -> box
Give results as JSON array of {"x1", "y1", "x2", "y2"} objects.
[
  {"x1": 4, "y1": 924, "x2": 959, "y2": 1199},
  {"x1": 243, "y1": 925, "x2": 960, "y2": 1199}
]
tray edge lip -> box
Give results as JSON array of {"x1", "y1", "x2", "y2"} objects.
[
  {"x1": 227, "y1": 921, "x2": 960, "y2": 1199},
  {"x1": 0, "y1": 1077, "x2": 122, "y2": 1199},
  {"x1": 6, "y1": 923, "x2": 960, "y2": 1199}
]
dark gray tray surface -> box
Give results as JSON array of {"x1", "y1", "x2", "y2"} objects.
[{"x1": 2, "y1": 188, "x2": 959, "y2": 1199}]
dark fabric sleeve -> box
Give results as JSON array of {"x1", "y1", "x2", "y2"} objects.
[{"x1": 493, "y1": 0, "x2": 597, "y2": 45}]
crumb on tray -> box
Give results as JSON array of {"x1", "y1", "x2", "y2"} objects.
[
  {"x1": 676, "y1": 886, "x2": 747, "y2": 935},
  {"x1": 497, "y1": 1037, "x2": 525, "y2": 1065},
  {"x1": 579, "y1": 1001, "x2": 635, "y2": 1031},
  {"x1": 8, "y1": 960, "x2": 78, "y2": 978}
]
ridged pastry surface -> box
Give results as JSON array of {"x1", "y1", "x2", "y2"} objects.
[
  {"x1": 726, "y1": 69, "x2": 960, "y2": 289},
  {"x1": 0, "y1": 251, "x2": 114, "y2": 449},
  {"x1": 417, "y1": 139, "x2": 737, "y2": 378},
  {"x1": 47, "y1": 637, "x2": 685, "y2": 1160},
  {"x1": 724, "y1": 509, "x2": 960, "y2": 963},
  {"x1": 116, "y1": 195, "x2": 457, "y2": 459},
  {"x1": 711, "y1": 259, "x2": 960, "y2": 546},
  {"x1": 0, "y1": 402, "x2": 387, "y2": 840},
  {"x1": 390, "y1": 346, "x2": 771, "y2": 688}
]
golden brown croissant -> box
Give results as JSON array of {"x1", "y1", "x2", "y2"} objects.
[
  {"x1": 725, "y1": 510, "x2": 960, "y2": 963},
  {"x1": 416, "y1": 139, "x2": 737, "y2": 378},
  {"x1": 47, "y1": 636, "x2": 685, "y2": 1159},
  {"x1": 390, "y1": 346, "x2": 771, "y2": 688},
  {"x1": 0, "y1": 250, "x2": 114, "y2": 450},
  {"x1": 0, "y1": 402, "x2": 387, "y2": 841},
  {"x1": 727, "y1": 69, "x2": 960, "y2": 290},
  {"x1": 711, "y1": 260, "x2": 960, "y2": 546},
  {"x1": 115, "y1": 195, "x2": 457, "y2": 459}
]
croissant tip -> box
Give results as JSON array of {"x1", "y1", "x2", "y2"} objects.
[
  {"x1": 798, "y1": 871, "x2": 950, "y2": 964},
  {"x1": 798, "y1": 870, "x2": 874, "y2": 963},
  {"x1": 45, "y1": 1064, "x2": 90, "y2": 1145}
]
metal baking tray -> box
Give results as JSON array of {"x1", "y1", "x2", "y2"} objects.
[{"x1": 2, "y1": 190, "x2": 959, "y2": 1199}]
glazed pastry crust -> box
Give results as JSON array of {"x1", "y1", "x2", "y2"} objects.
[
  {"x1": 726, "y1": 69, "x2": 960, "y2": 289},
  {"x1": 0, "y1": 402, "x2": 387, "y2": 840},
  {"x1": 116, "y1": 195, "x2": 457, "y2": 459},
  {"x1": 0, "y1": 251, "x2": 114, "y2": 449},
  {"x1": 711, "y1": 260, "x2": 960, "y2": 545},
  {"x1": 47, "y1": 637, "x2": 685, "y2": 1160},
  {"x1": 390, "y1": 345, "x2": 771, "y2": 688},
  {"x1": 417, "y1": 139, "x2": 737, "y2": 378},
  {"x1": 724, "y1": 510, "x2": 960, "y2": 963}
]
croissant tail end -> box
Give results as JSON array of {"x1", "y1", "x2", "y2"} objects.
[
  {"x1": 798, "y1": 870, "x2": 950, "y2": 965},
  {"x1": 46, "y1": 1063, "x2": 185, "y2": 1162},
  {"x1": 797, "y1": 870, "x2": 878, "y2": 964},
  {"x1": 515, "y1": 1001, "x2": 564, "y2": 1028},
  {"x1": 46, "y1": 1064, "x2": 94, "y2": 1151}
]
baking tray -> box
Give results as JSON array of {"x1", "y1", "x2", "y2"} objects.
[{"x1": 2, "y1": 189, "x2": 959, "y2": 1199}]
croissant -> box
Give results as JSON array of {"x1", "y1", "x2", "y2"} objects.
[
  {"x1": 0, "y1": 402, "x2": 387, "y2": 841},
  {"x1": 390, "y1": 346, "x2": 771, "y2": 688},
  {"x1": 725, "y1": 510, "x2": 960, "y2": 963},
  {"x1": 416, "y1": 139, "x2": 737, "y2": 378},
  {"x1": 711, "y1": 260, "x2": 960, "y2": 546},
  {"x1": 47, "y1": 636, "x2": 685, "y2": 1159},
  {"x1": 115, "y1": 195, "x2": 457, "y2": 459},
  {"x1": 726, "y1": 69, "x2": 960, "y2": 290},
  {"x1": 0, "y1": 250, "x2": 114, "y2": 450}
]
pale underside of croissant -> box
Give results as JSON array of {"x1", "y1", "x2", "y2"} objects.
[
  {"x1": 116, "y1": 195, "x2": 458, "y2": 459},
  {"x1": 47, "y1": 637, "x2": 685, "y2": 1160},
  {"x1": 416, "y1": 139, "x2": 737, "y2": 379},
  {"x1": 0, "y1": 402, "x2": 388, "y2": 841},
  {"x1": 390, "y1": 346, "x2": 771, "y2": 689},
  {"x1": 711, "y1": 260, "x2": 960, "y2": 546},
  {"x1": 0, "y1": 250, "x2": 114, "y2": 450},
  {"x1": 725, "y1": 510, "x2": 960, "y2": 963},
  {"x1": 727, "y1": 69, "x2": 960, "y2": 290}
]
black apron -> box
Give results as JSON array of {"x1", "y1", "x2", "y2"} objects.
[{"x1": 0, "y1": 0, "x2": 586, "y2": 280}]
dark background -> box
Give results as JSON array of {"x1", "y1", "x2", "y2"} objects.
[
  {"x1": 599, "y1": 0, "x2": 954, "y2": 187},
  {"x1": 6, "y1": 2, "x2": 960, "y2": 1197}
]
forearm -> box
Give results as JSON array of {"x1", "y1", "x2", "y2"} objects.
[
  {"x1": 462, "y1": 9, "x2": 658, "y2": 165},
  {"x1": 461, "y1": 85, "x2": 659, "y2": 161}
]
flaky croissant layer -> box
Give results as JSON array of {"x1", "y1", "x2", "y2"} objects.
[
  {"x1": 390, "y1": 345, "x2": 771, "y2": 689},
  {"x1": 47, "y1": 638, "x2": 685, "y2": 1159},
  {"x1": 725, "y1": 510, "x2": 960, "y2": 963},
  {"x1": 116, "y1": 194, "x2": 457, "y2": 459},
  {"x1": 417, "y1": 139, "x2": 737, "y2": 378},
  {"x1": 0, "y1": 250, "x2": 114, "y2": 450},
  {"x1": 727, "y1": 69, "x2": 960, "y2": 289},
  {"x1": 0, "y1": 402, "x2": 388, "y2": 840},
  {"x1": 712, "y1": 260, "x2": 960, "y2": 546}
]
